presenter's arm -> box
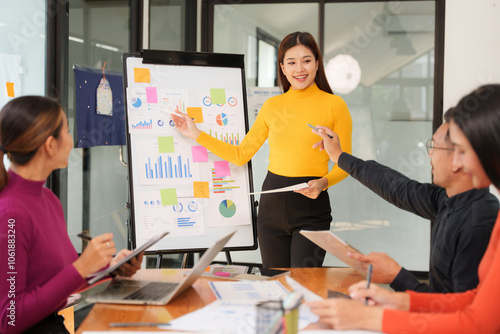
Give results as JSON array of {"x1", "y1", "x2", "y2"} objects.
[
  {"x1": 171, "y1": 110, "x2": 268, "y2": 166},
  {"x1": 322, "y1": 102, "x2": 352, "y2": 188},
  {"x1": 315, "y1": 126, "x2": 439, "y2": 220}
]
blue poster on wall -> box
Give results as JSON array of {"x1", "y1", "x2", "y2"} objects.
[{"x1": 74, "y1": 64, "x2": 126, "y2": 148}]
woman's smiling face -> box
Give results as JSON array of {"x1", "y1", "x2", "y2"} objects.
[{"x1": 280, "y1": 44, "x2": 318, "y2": 91}]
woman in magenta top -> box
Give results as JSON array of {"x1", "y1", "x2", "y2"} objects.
[
  {"x1": 309, "y1": 84, "x2": 500, "y2": 333},
  {"x1": 0, "y1": 96, "x2": 143, "y2": 334}
]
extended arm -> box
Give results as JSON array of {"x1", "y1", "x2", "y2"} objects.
[{"x1": 314, "y1": 126, "x2": 440, "y2": 220}]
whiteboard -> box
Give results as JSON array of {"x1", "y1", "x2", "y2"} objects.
[{"x1": 123, "y1": 50, "x2": 257, "y2": 253}]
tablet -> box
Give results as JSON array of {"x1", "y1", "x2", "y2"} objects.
[
  {"x1": 300, "y1": 230, "x2": 365, "y2": 274},
  {"x1": 87, "y1": 231, "x2": 169, "y2": 285}
]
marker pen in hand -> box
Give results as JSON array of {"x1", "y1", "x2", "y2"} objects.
[
  {"x1": 365, "y1": 264, "x2": 373, "y2": 306},
  {"x1": 307, "y1": 123, "x2": 333, "y2": 139}
]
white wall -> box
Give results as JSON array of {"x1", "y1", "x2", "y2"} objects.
[
  {"x1": 443, "y1": 0, "x2": 500, "y2": 199},
  {"x1": 443, "y1": 0, "x2": 500, "y2": 110}
]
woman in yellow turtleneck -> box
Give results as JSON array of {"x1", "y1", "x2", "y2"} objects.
[{"x1": 171, "y1": 32, "x2": 352, "y2": 268}]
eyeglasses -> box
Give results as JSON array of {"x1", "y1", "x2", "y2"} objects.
[{"x1": 425, "y1": 138, "x2": 455, "y2": 154}]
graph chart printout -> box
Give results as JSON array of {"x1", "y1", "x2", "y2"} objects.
[{"x1": 124, "y1": 51, "x2": 257, "y2": 253}]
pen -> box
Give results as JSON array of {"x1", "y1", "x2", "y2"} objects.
[
  {"x1": 307, "y1": 123, "x2": 333, "y2": 139},
  {"x1": 109, "y1": 322, "x2": 170, "y2": 327},
  {"x1": 365, "y1": 264, "x2": 373, "y2": 306},
  {"x1": 77, "y1": 232, "x2": 92, "y2": 241}
]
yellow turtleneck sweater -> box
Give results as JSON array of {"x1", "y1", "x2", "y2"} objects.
[{"x1": 197, "y1": 84, "x2": 352, "y2": 188}]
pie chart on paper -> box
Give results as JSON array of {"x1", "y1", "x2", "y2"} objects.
[
  {"x1": 219, "y1": 199, "x2": 236, "y2": 218},
  {"x1": 216, "y1": 113, "x2": 229, "y2": 126},
  {"x1": 132, "y1": 97, "x2": 142, "y2": 108}
]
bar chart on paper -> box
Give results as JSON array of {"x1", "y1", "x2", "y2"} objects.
[
  {"x1": 209, "y1": 129, "x2": 240, "y2": 145},
  {"x1": 144, "y1": 155, "x2": 193, "y2": 180},
  {"x1": 212, "y1": 169, "x2": 241, "y2": 194},
  {"x1": 137, "y1": 136, "x2": 194, "y2": 185}
]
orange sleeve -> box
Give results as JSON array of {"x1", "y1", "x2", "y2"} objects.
[{"x1": 382, "y1": 211, "x2": 500, "y2": 334}]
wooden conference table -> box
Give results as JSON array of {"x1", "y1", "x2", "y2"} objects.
[{"x1": 76, "y1": 267, "x2": 364, "y2": 332}]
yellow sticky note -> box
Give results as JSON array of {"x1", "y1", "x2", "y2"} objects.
[
  {"x1": 6, "y1": 82, "x2": 14, "y2": 97},
  {"x1": 134, "y1": 68, "x2": 151, "y2": 83},
  {"x1": 160, "y1": 188, "x2": 178, "y2": 206},
  {"x1": 187, "y1": 107, "x2": 204, "y2": 123},
  {"x1": 193, "y1": 181, "x2": 210, "y2": 198}
]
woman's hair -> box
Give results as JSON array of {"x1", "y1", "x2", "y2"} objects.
[
  {"x1": 0, "y1": 96, "x2": 63, "y2": 190},
  {"x1": 444, "y1": 84, "x2": 500, "y2": 188},
  {"x1": 277, "y1": 31, "x2": 333, "y2": 94}
]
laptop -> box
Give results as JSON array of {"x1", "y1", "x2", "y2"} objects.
[{"x1": 86, "y1": 230, "x2": 236, "y2": 305}]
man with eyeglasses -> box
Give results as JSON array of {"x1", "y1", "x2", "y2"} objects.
[{"x1": 312, "y1": 119, "x2": 499, "y2": 293}]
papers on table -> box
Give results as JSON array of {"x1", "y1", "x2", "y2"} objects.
[
  {"x1": 166, "y1": 279, "x2": 322, "y2": 334},
  {"x1": 209, "y1": 280, "x2": 290, "y2": 301},
  {"x1": 248, "y1": 182, "x2": 309, "y2": 195},
  {"x1": 167, "y1": 300, "x2": 256, "y2": 334},
  {"x1": 285, "y1": 276, "x2": 323, "y2": 302},
  {"x1": 300, "y1": 230, "x2": 365, "y2": 274}
]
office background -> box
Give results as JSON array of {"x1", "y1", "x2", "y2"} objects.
[{"x1": 1, "y1": 0, "x2": 499, "y2": 272}]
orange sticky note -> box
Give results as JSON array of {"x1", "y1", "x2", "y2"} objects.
[
  {"x1": 134, "y1": 68, "x2": 151, "y2": 83},
  {"x1": 6, "y1": 82, "x2": 14, "y2": 97},
  {"x1": 187, "y1": 107, "x2": 204, "y2": 123},
  {"x1": 193, "y1": 181, "x2": 209, "y2": 198}
]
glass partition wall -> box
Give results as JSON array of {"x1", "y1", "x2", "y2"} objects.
[
  {"x1": 66, "y1": 0, "x2": 191, "y2": 255},
  {"x1": 206, "y1": 0, "x2": 442, "y2": 271}
]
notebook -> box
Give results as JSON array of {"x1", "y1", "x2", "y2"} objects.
[{"x1": 86, "y1": 230, "x2": 236, "y2": 305}]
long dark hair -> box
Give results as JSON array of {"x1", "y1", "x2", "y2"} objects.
[
  {"x1": 277, "y1": 31, "x2": 333, "y2": 94},
  {"x1": 444, "y1": 84, "x2": 500, "y2": 188},
  {"x1": 0, "y1": 96, "x2": 63, "y2": 191}
]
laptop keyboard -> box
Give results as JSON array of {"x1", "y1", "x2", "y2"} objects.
[{"x1": 124, "y1": 281, "x2": 178, "y2": 301}]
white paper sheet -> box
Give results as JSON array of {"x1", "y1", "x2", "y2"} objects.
[
  {"x1": 166, "y1": 299, "x2": 319, "y2": 334},
  {"x1": 248, "y1": 182, "x2": 309, "y2": 195},
  {"x1": 209, "y1": 280, "x2": 290, "y2": 301}
]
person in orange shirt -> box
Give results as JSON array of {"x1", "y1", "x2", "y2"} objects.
[
  {"x1": 171, "y1": 32, "x2": 352, "y2": 268},
  {"x1": 308, "y1": 84, "x2": 500, "y2": 333}
]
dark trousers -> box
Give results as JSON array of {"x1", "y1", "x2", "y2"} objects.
[
  {"x1": 257, "y1": 172, "x2": 332, "y2": 268},
  {"x1": 23, "y1": 313, "x2": 70, "y2": 334}
]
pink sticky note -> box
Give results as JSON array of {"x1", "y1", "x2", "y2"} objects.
[
  {"x1": 145, "y1": 87, "x2": 158, "y2": 103},
  {"x1": 192, "y1": 146, "x2": 208, "y2": 162},
  {"x1": 214, "y1": 160, "x2": 230, "y2": 177},
  {"x1": 214, "y1": 272, "x2": 231, "y2": 277}
]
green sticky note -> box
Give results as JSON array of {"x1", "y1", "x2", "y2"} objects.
[
  {"x1": 210, "y1": 88, "x2": 226, "y2": 105},
  {"x1": 160, "y1": 188, "x2": 178, "y2": 206},
  {"x1": 158, "y1": 136, "x2": 175, "y2": 153}
]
